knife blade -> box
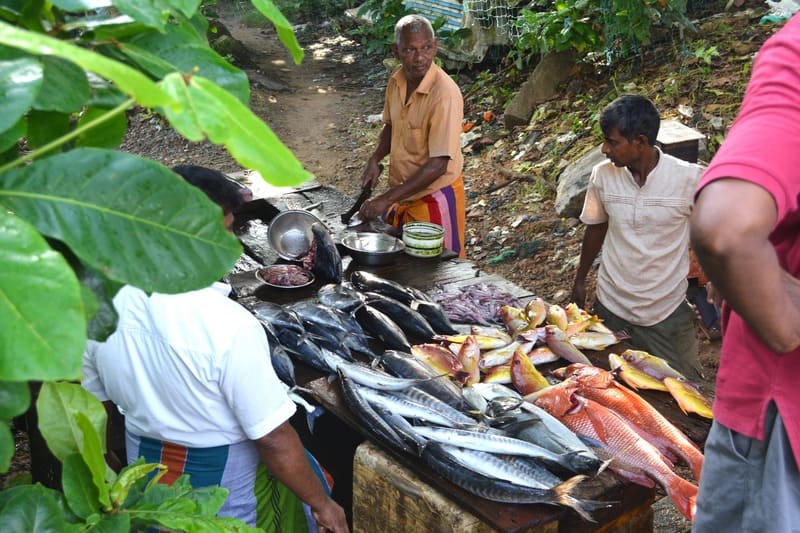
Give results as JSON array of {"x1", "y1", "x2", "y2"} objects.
[{"x1": 340, "y1": 164, "x2": 383, "y2": 224}]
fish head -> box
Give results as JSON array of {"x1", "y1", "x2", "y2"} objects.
[{"x1": 525, "y1": 380, "x2": 580, "y2": 417}]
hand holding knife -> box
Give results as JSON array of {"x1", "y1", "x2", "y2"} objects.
[{"x1": 340, "y1": 163, "x2": 383, "y2": 224}]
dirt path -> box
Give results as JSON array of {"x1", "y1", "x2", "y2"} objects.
[{"x1": 221, "y1": 13, "x2": 385, "y2": 195}]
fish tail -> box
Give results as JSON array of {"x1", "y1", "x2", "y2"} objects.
[
  {"x1": 552, "y1": 475, "x2": 599, "y2": 522},
  {"x1": 666, "y1": 476, "x2": 698, "y2": 521}
]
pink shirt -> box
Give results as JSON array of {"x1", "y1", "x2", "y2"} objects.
[
  {"x1": 383, "y1": 63, "x2": 463, "y2": 201},
  {"x1": 697, "y1": 15, "x2": 800, "y2": 460}
]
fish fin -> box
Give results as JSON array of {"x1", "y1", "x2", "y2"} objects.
[
  {"x1": 595, "y1": 457, "x2": 614, "y2": 475},
  {"x1": 551, "y1": 475, "x2": 602, "y2": 523},
  {"x1": 667, "y1": 476, "x2": 698, "y2": 521},
  {"x1": 577, "y1": 435, "x2": 605, "y2": 448},
  {"x1": 304, "y1": 406, "x2": 325, "y2": 433}
]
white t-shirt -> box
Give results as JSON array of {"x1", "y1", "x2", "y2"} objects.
[
  {"x1": 580, "y1": 149, "x2": 702, "y2": 325},
  {"x1": 83, "y1": 283, "x2": 296, "y2": 447}
]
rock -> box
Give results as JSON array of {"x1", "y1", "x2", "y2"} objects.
[
  {"x1": 504, "y1": 50, "x2": 577, "y2": 129},
  {"x1": 554, "y1": 144, "x2": 605, "y2": 218}
]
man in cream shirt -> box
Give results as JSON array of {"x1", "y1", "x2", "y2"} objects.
[{"x1": 571, "y1": 95, "x2": 703, "y2": 378}]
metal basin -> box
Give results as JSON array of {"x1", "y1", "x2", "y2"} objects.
[
  {"x1": 341, "y1": 232, "x2": 406, "y2": 266},
  {"x1": 267, "y1": 209, "x2": 323, "y2": 260}
]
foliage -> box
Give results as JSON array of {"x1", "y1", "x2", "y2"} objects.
[
  {"x1": 512, "y1": 0, "x2": 694, "y2": 66},
  {"x1": 349, "y1": 0, "x2": 409, "y2": 55},
  {"x1": 273, "y1": 0, "x2": 358, "y2": 22},
  {"x1": 0, "y1": 0, "x2": 309, "y2": 529}
]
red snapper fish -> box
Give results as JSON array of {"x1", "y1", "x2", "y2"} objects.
[
  {"x1": 532, "y1": 384, "x2": 698, "y2": 521},
  {"x1": 555, "y1": 364, "x2": 704, "y2": 480}
]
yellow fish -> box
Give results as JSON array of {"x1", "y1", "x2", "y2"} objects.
[
  {"x1": 608, "y1": 353, "x2": 668, "y2": 392},
  {"x1": 546, "y1": 304, "x2": 569, "y2": 331},
  {"x1": 433, "y1": 334, "x2": 510, "y2": 351},
  {"x1": 664, "y1": 377, "x2": 713, "y2": 419},
  {"x1": 524, "y1": 297, "x2": 547, "y2": 328}
]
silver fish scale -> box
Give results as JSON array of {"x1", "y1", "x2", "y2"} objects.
[
  {"x1": 357, "y1": 386, "x2": 468, "y2": 428},
  {"x1": 437, "y1": 444, "x2": 558, "y2": 489},
  {"x1": 396, "y1": 387, "x2": 476, "y2": 426}
]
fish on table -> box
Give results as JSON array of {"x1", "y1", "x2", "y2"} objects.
[
  {"x1": 532, "y1": 383, "x2": 698, "y2": 521},
  {"x1": 557, "y1": 363, "x2": 704, "y2": 480}
]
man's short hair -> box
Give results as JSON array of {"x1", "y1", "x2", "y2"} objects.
[
  {"x1": 172, "y1": 165, "x2": 246, "y2": 214},
  {"x1": 599, "y1": 94, "x2": 660, "y2": 145},
  {"x1": 394, "y1": 14, "x2": 435, "y2": 44}
]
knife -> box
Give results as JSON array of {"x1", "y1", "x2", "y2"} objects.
[{"x1": 340, "y1": 164, "x2": 383, "y2": 224}]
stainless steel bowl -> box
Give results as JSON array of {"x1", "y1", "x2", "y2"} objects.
[
  {"x1": 267, "y1": 209, "x2": 323, "y2": 260},
  {"x1": 341, "y1": 232, "x2": 406, "y2": 266}
]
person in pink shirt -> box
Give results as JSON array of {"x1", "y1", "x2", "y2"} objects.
[{"x1": 690, "y1": 14, "x2": 800, "y2": 531}]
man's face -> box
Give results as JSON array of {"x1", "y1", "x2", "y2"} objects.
[
  {"x1": 392, "y1": 27, "x2": 437, "y2": 84},
  {"x1": 601, "y1": 128, "x2": 642, "y2": 167}
]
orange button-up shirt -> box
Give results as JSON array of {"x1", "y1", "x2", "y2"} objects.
[{"x1": 383, "y1": 63, "x2": 463, "y2": 202}]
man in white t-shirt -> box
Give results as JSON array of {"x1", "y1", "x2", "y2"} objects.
[
  {"x1": 82, "y1": 166, "x2": 348, "y2": 532},
  {"x1": 570, "y1": 95, "x2": 703, "y2": 378}
]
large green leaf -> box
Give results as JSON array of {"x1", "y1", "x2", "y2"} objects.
[
  {"x1": 75, "y1": 106, "x2": 128, "y2": 149},
  {"x1": 37, "y1": 382, "x2": 107, "y2": 464},
  {"x1": 113, "y1": 0, "x2": 170, "y2": 31},
  {"x1": 0, "y1": 116, "x2": 24, "y2": 152},
  {"x1": 76, "y1": 412, "x2": 111, "y2": 509},
  {"x1": 25, "y1": 110, "x2": 71, "y2": 149},
  {"x1": 0, "y1": 148, "x2": 242, "y2": 292},
  {"x1": 0, "y1": 213, "x2": 84, "y2": 381},
  {"x1": 0, "y1": 57, "x2": 43, "y2": 132},
  {"x1": 61, "y1": 452, "x2": 100, "y2": 519},
  {"x1": 0, "y1": 422, "x2": 12, "y2": 473},
  {"x1": 161, "y1": 73, "x2": 314, "y2": 187},
  {"x1": 0, "y1": 483, "x2": 79, "y2": 532},
  {"x1": 33, "y1": 55, "x2": 90, "y2": 113},
  {"x1": 251, "y1": 0, "x2": 303, "y2": 65},
  {"x1": 0, "y1": 21, "x2": 172, "y2": 108},
  {"x1": 125, "y1": 17, "x2": 249, "y2": 104},
  {"x1": 0, "y1": 380, "x2": 30, "y2": 420},
  {"x1": 86, "y1": 512, "x2": 131, "y2": 532}
]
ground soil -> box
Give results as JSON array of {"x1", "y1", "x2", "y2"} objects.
[{"x1": 5, "y1": 2, "x2": 782, "y2": 530}]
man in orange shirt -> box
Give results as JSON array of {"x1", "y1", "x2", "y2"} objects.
[{"x1": 359, "y1": 14, "x2": 466, "y2": 257}]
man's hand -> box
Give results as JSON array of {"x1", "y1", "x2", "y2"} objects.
[
  {"x1": 313, "y1": 499, "x2": 349, "y2": 532},
  {"x1": 571, "y1": 280, "x2": 586, "y2": 310}
]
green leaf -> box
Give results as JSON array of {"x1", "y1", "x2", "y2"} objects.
[
  {"x1": 0, "y1": 380, "x2": 30, "y2": 420},
  {"x1": 75, "y1": 106, "x2": 128, "y2": 149},
  {"x1": 76, "y1": 412, "x2": 111, "y2": 509},
  {"x1": 0, "y1": 148, "x2": 242, "y2": 292},
  {"x1": 0, "y1": 483, "x2": 76, "y2": 532},
  {"x1": 251, "y1": 0, "x2": 303, "y2": 65},
  {"x1": 0, "y1": 57, "x2": 43, "y2": 132},
  {"x1": 86, "y1": 512, "x2": 131, "y2": 533},
  {"x1": 161, "y1": 73, "x2": 314, "y2": 187},
  {"x1": 110, "y1": 462, "x2": 165, "y2": 506},
  {"x1": 34, "y1": 55, "x2": 90, "y2": 113},
  {"x1": 124, "y1": 17, "x2": 249, "y2": 104},
  {"x1": 77, "y1": 264, "x2": 121, "y2": 342},
  {"x1": 50, "y1": 0, "x2": 108, "y2": 11},
  {"x1": 112, "y1": 0, "x2": 170, "y2": 31},
  {"x1": 0, "y1": 422, "x2": 13, "y2": 473},
  {"x1": 61, "y1": 453, "x2": 100, "y2": 519},
  {"x1": 0, "y1": 116, "x2": 24, "y2": 152},
  {"x1": 0, "y1": 213, "x2": 85, "y2": 381},
  {"x1": 37, "y1": 382, "x2": 107, "y2": 463},
  {"x1": 0, "y1": 21, "x2": 172, "y2": 108},
  {"x1": 25, "y1": 110, "x2": 71, "y2": 149}
]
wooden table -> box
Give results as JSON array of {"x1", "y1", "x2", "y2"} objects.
[{"x1": 227, "y1": 185, "x2": 711, "y2": 531}]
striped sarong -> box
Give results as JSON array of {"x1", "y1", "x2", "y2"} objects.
[
  {"x1": 385, "y1": 176, "x2": 466, "y2": 258},
  {"x1": 128, "y1": 431, "x2": 332, "y2": 531}
]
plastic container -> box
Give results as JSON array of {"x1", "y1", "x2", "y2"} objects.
[{"x1": 402, "y1": 222, "x2": 444, "y2": 258}]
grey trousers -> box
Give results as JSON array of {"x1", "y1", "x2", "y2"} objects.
[
  {"x1": 692, "y1": 403, "x2": 800, "y2": 533},
  {"x1": 593, "y1": 298, "x2": 702, "y2": 379}
]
